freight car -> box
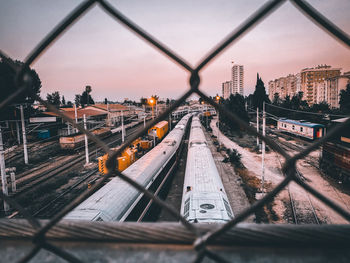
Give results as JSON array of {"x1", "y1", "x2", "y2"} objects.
[
  {"x1": 59, "y1": 127, "x2": 111, "y2": 150},
  {"x1": 180, "y1": 116, "x2": 234, "y2": 223},
  {"x1": 98, "y1": 120, "x2": 168, "y2": 174},
  {"x1": 64, "y1": 114, "x2": 192, "y2": 221},
  {"x1": 148, "y1": 121, "x2": 168, "y2": 141},
  {"x1": 277, "y1": 118, "x2": 324, "y2": 140},
  {"x1": 320, "y1": 117, "x2": 350, "y2": 183}
]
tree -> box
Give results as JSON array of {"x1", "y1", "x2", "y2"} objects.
[
  {"x1": 339, "y1": 83, "x2": 350, "y2": 114},
  {"x1": 0, "y1": 58, "x2": 42, "y2": 120},
  {"x1": 220, "y1": 94, "x2": 249, "y2": 131},
  {"x1": 104, "y1": 98, "x2": 108, "y2": 104},
  {"x1": 46, "y1": 91, "x2": 61, "y2": 106},
  {"x1": 61, "y1": 96, "x2": 66, "y2": 105},
  {"x1": 272, "y1": 93, "x2": 280, "y2": 105},
  {"x1": 75, "y1": 95, "x2": 81, "y2": 107},
  {"x1": 80, "y1": 86, "x2": 94, "y2": 107},
  {"x1": 66, "y1": 101, "x2": 73, "y2": 107},
  {"x1": 252, "y1": 73, "x2": 270, "y2": 110}
]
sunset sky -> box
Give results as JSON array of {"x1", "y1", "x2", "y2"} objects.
[{"x1": 1, "y1": 0, "x2": 349, "y2": 102}]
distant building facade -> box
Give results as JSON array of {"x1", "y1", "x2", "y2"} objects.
[
  {"x1": 268, "y1": 65, "x2": 349, "y2": 108},
  {"x1": 326, "y1": 72, "x2": 350, "y2": 108},
  {"x1": 222, "y1": 81, "x2": 232, "y2": 99},
  {"x1": 268, "y1": 74, "x2": 299, "y2": 101},
  {"x1": 232, "y1": 63, "x2": 244, "y2": 95},
  {"x1": 221, "y1": 62, "x2": 244, "y2": 99},
  {"x1": 301, "y1": 65, "x2": 341, "y2": 105}
]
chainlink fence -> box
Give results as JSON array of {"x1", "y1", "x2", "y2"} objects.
[{"x1": 1, "y1": 0, "x2": 350, "y2": 262}]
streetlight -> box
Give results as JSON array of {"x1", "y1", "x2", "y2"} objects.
[
  {"x1": 149, "y1": 98, "x2": 155, "y2": 119},
  {"x1": 216, "y1": 95, "x2": 220, "y2": 148}
]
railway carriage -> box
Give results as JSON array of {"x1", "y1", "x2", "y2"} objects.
[
  {"x1": 277, "y1": 118, "x2": 324, "y2": 140},
  {"x1": 64, "y1": 114, "x2": 192, "y2": 221},
  {"x1": 59, "y1": 127, "x2": 111, "y2": 150},
  {"x1": 320, "y1": 117, "x2": 350, "y2": 183},
  {"x1": 180, "y1": 116, "x2": 233, "y2": 223}
]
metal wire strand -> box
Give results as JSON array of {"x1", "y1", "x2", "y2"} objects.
[
  {"x1": 195, "y1": 0, "x2": 285, "y2": 71},
  {"x1": 291, "y1": 0, "x2": 350, "y2": 48},
  {"x1": 0, "y1": 0, "x2": 350, "y2": 262},
  {"x1": 0, "y1": 192, "x2": 41, "y2": 229},
  {"x1": 98, "y1": 0, "x2": 193, "y2": 72},
  {"x1": 195, "y1": 89, "x2": 291, "y2": 160}
]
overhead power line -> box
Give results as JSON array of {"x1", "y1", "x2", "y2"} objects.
[{"x1": 265, "y1": 103, "x2": 349, "y2": 118}]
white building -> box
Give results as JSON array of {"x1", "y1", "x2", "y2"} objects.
[
  {"x1": 232, "y1": 63, "x2": 244, "y2": 95},
  {"x1": 222, "y1": 81, "x2": 232, "y2": 99}
]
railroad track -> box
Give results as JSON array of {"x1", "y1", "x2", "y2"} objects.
[
  {"x1": 5, "y1": 139, "x2": 59, "y2": 164},
  {"x1": 32, "y1": 169, "x2": 98, "y2": 218},
  {"x1": 8, "y1": 126, "x2": 140, "y2": 198},
  {"x1": 273, "y1": 146, "x2": 320, "y2": 224}
]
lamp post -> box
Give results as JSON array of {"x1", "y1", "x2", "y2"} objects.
[
  {"x1": 216, "y1": 95, "x2": 220, "y2": 147},
  {"x1": 149, "y1": 98, "x2": 155, "y2": 120}
]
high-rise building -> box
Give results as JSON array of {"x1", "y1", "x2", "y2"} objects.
[
  {"x1": 268, "y1": 74, "x2": 298, "y2": 101},
  {"x1": 301, "y1": 65, "x2": 341, "y2": 105},
  {"x1": 231, "y1": 63, "x2": 244, "y2": 95},
  {"x1": 222, "y1": 81, "x2": 232, "y2": 99},
  {"x1": 326, "y1": 72, "x2": 350, "y2": 108}
]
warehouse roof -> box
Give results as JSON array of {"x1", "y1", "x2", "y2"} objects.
[
  {"x1": 92, "y1": 104, "x2": 129, "y2": 111},
  {"x1": 44, "y1": 108, "x2": 106, "y2": 119}
]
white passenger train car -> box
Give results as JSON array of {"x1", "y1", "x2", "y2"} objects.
[
  {"x1": 65, "y1": 114, "x2": 192, "y2": 221},
  {"x1": 180, "y1": 116, "x2": 233, "y2": 223}
]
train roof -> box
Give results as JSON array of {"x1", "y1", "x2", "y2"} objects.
[
  {"x1": 152, "y1": 120, "x2": 168, "y2": 128},
  {"x1": 332, "y1": 117, "x2": 349, "y2": 123},
  {"x1": 278, "y1": 118, "x2": 324, "y2": 128}
]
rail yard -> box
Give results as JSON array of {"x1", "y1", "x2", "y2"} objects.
[{"x1": 0, "y1": 106, "x2": 349, "y2": 227}]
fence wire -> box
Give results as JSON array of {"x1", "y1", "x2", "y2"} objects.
[{"x1": 1, "y1": 0, "x2": 350, "y2": 262}]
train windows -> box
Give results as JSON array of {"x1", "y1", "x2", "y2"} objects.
[{"x1": 184, "y1": 198, "x2": 190, "y2": 218}]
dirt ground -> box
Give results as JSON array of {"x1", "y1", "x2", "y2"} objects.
[{"x1": 211, "y1": 117, "x2": 350, "y2": 224}]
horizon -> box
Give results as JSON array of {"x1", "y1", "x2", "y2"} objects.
[{"x1": 1, "y1": 0, "x2": 349, "y2": 102}]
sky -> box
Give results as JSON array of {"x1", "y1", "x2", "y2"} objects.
[{"x1": 1, "y1": 0, "x2": 349, "y2": 102}]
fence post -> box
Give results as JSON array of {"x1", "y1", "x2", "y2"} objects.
[
  {"x1": 20, "y1": 105, "x2": 28, "y2": 164},
  {"x1": 0, "y1": 126, "x2": 9, "y2": 212}
]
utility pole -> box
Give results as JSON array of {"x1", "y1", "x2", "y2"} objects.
[
  {"x1": 20, "y1": 105, "x2": 28, "y2": 164},
  {"x1": 0, "y1": 126, "x2": 9, "y2": 212},
  {"x1": 83, "y1": 114, "x2": 89, "y2": 165},
  {"x1": 15, "y1": 121, "x2": 20, "y2": 144},
  {"x1": 121, "y1": 110, "x2": 125, "y2": 143},
  {"x1": 256, "y1": 107, "x2": 259, "y2": 147},
  {"x1": 106, "y1": 103, "x2": 110, "y2": 126},
  {"x1": 262, "y1": 102, "x2": 266, "y2": 193},
  {"x1": 74, "y1": 103, "x2": 78, "y2": 133},
  {"x1": 169, "y1": 113, "x2": 172, "y2": 130},
  {"x1": 144, "y1": 115, "x2": 146, "y2": 128}
]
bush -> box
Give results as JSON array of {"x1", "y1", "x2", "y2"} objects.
[{"x1": 228, "y1": 148, "x2": 244, "y2": 168}]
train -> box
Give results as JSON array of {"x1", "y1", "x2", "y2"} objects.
[
  {"x1": 59, "y1": 120, "x2": 145, "y2": 150},
  {"x1": 320, "y1": 117, "x2": 350, "y2": 183},
  {"x1": 59, "y1": 127, "x2": 111, "y2": 150},
  {"x1": 277, "y1": 118, "x2": 325, "y2": 140},
  {"x1": 180, "y1": 116, "x2": 234, "y2": 223},
  {"x1": 64, "y1": 114, "x2": 192, "y2": 221},
  {"x1": 98, "y1": 121, "x2": 169, "y2": 174}
]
